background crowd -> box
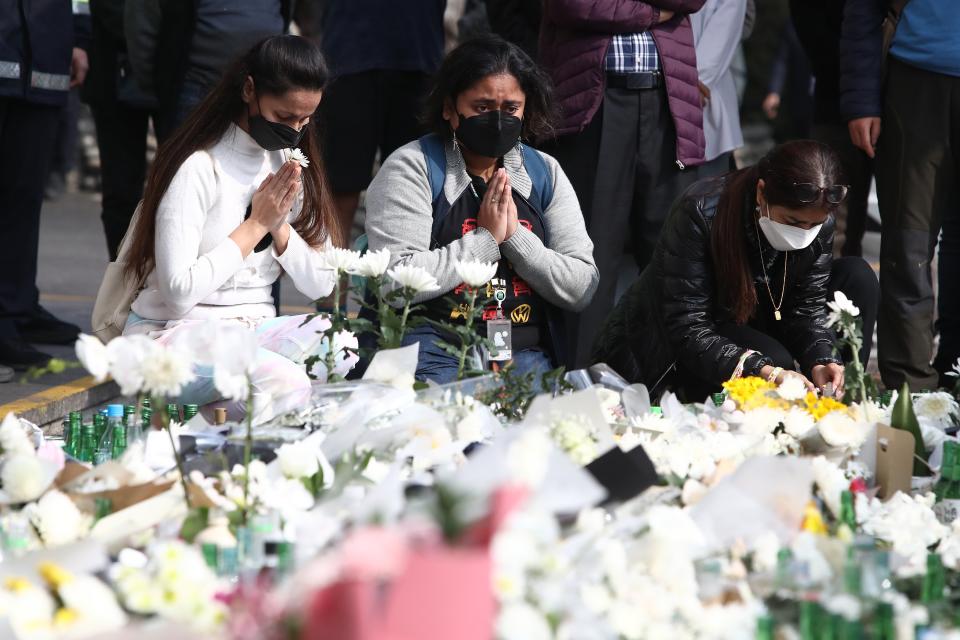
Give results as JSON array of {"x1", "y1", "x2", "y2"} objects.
[{"x1": 0, "y1": 0, "x2": 953, "y2": 397}]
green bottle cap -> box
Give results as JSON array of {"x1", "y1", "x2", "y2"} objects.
[
  {"x1": 650, "y1": 406, "x2": 663, "y2": 416},
  {"x1": 182, "y1": 404, "x2": 199, "y2": 420},
  {"x1": 712, "y1": 392, "x2": 726, "y2": 407}
]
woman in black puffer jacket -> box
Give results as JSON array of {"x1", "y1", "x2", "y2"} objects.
[{"x1": 593, "y1": 140, "x2": 878, "y2": 402}]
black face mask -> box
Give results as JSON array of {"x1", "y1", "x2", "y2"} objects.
[
  {"x1": 454, "y1": 110, "x2": 522, "y2": 159},
  {"x1": 248, "y1": 101, "x2": 305, "y2": 151}
]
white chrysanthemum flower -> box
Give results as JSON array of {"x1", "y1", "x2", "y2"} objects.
[
  {"x1": 817, "y1": 410, "x2": 869, "y2": 449},
  {"x1": 860, "y1": 492, "x2": 948, "y2": 576},
  {"x1": 140, "y1": 344, "x2": 196, "y2": 397},
  {"x1": 105, "y1": 335, "x2": 153, "y2": 396},
  {"x1": 496, "y1": 602, "x2": 552, "y2": 640},
  {"x1": 776, "y1": 375, "x2": 807, "y2": 401},
  {"x1": 948, "y1": 357, "x2": 960, "y2": 379},
  {"x1": 75, "y1": 333, "x2": 110, "y2": 382},
  {"x1": 2, "y1": 455, "x2": 48, "y2": 503},
  {"x1": 454, "y1": 259, "x2": 498, "y2": 288},
  {"x1": 276, "y1": 442, "x2": 320, "y2": 479},
  {"x1": 25, "y1": 490, "x2": 91, "y2": 546},
  {"x1": 321, "y1": 247, "x2": 361, "y2": 273},
  {"x1": 913, "y1": 392, "x2": 960, "y2": 429},
  {"x1": 783, "y1": 407, "x2": 816, "y2": 439},
  {"x1": 350, "y1": 248, "x2": 391, "y2": 278},
  {"x1": 288, "y1": 148, "x2": 309, "y2": 168},
  {"x1": 0, "y1": 413, "x2": 35, "y2": 457},
  {"x1": 737, "y1": 406, "x2": 785, "y2": 436},
  {"x1": 811, "y1": 455, "x2": 848, "y2": 517},
  {"x1": 387, "y1": 263, "x2": 440, "y2": 293},
  {"x1": 826, "y1": 290, "x2": 861, "y2": 329}
]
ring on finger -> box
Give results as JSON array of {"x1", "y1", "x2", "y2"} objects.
[{"x1": 491, "y1": 198, "x2": 500, "y2": 204}]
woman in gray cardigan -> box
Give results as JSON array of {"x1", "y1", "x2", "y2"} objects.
[{"x1": 365, "y1": 35, "x2": 599, "y2": 384}]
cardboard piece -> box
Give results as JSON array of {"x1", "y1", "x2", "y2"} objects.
[
  {"x1": 70, "y1": 479, "x2": 176, "y2": 514},
  {"x1": 585, "y1": 444, "x2": 659, "y2": 505},
  {"x1": 876, "y1": 424, "x2": 915, "y2": 499}
]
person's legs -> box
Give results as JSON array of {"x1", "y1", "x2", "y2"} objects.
[
  {"x1": 320, "y1": 71, "x2": 381, "y2": 241},
  {"x1": 632, "y1": 85, "x2": 701, "y2": 272},
  {"x1": 545, "y1": 87, "x2": 641, "y2": 369},
  {"x1": 92, "y1": 101, "x2": 151, "y2": 260},
  {"x1": 829, "y1": 256, "x2": 879, "y2": 367},
  {"x1": 400, "y1": 324, "x2": 461, "y2": 385},
  {"x1": 875, "y1": 59, "x2": 950, "y2": 390},
  {"x1": 0, "y1": 98, "x2": 60, "y2": 367},
  {"x1": 932, "y1": 74, "x2": 960, "y2": 383},
  {"x1": 674, "y1": 324, "x2": 795, "y2": 402},
  {"x1": 507, "y1": 348, "x2": 554, "y2": 390},
  {"x1": 380, "y1": 70, "x2": 430, "y2": 160}
]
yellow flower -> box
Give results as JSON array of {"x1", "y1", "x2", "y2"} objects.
[
  {"x1": 801, "y1": 501, "x2": 828, "y2": 535},
  {"x1": 803, "y1": 393, "x2": 849, "y2": 421},
  {"x1": 4, "y1": 576, "x2": 32, "y2": 593},
  {"x1": 53, "y1": 608, "x2": 79, "y2": 626},
  {"x1": 723, "y1": 376, "x2": 777, "y2": 408},
  {"x1": 38, "y1": 562, "x2": 73, "y2": 589}
]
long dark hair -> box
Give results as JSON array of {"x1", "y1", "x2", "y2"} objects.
[
  {"x1": 711, "y1": 140, "x2": 842, "y2": 324},
  {"x1": 423, "y1": 34, "x2": 555, "y2": 142},
  {"x1": 125, "y1": 35, "x2": 341, "y2": 285}
]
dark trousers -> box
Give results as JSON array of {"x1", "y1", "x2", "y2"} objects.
[
  {"x1": 0, "y1": 98, "x2": 60, "y2": 339},
  {"x1": 811, "y1": 122, "x2": 872, "y2": 258},
  {"x1": 91, "y1": 101, "x2": 155, "y2": 260},
  {"x1": 544, "y1": 83, "x2": 700, "y2": 368},
  {"x1": 676, "y1": 257, "x2": 879, "y2": 401},
  {"x1": 875, "y1": 57, "x2": 960, "y2": 390}
]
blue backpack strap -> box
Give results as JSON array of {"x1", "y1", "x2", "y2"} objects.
[
  {"x1": 418, "y1": 134, "x2": 451, "y2": 248},
  {"x1": 520, "y1": 143, "x2": 554, "y2": 214}
]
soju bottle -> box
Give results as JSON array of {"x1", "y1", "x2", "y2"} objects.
[
  {"x1": 111, "y1": 421, "x2": 127, "y2": 459},
  {"x1": 182, "y1": 404, "x2": 199, "y2": 421},
  {"x1": 874, "y1": 602, "x2": 895, "y2": 640},
  {"x1": 921, "y1": 553, "x2": 946, "y2": 605},
  {"x1": 123, "y1": 404, "x2": 136, "y2": 426},
  {"x1": 890, "y1": 383, "x2": 931, "y2": 476},
  {"x1": 166, "y1": 403, "x2": 180, "y2": 423},
  {"x1": 95, "y1": 404, "x2": 123, "y2": 464},
  {"x1": 933, "y1": 440, "x2": 960, "y2": 524},
  {"x1": 78, "y1": 422, "x2": 96, "y2": 463},
  {"x1": 843, "y1": 549, "x2": 862, "y2": 597},
  {"x1": 61, "y1": 418, "x2": 72, "y2": 455},
  {"x1": 799, "y1": 600, "x2": 819, "y2": 640},
  {"x1": 68, "y1": 411, "x2": 82, "y2": 456},
  {"x1": 93, "y1": 413, "x2": 106, "y2": 443},
  {"x1": 755, "y1": 615, "x2": 774, "y2": 640},
  {"x1": 839, "y1": 490, "x2": 857, "y2": 529},
  {"x1": 141, "y1": 407, "x2": 152, "y2": 430}
]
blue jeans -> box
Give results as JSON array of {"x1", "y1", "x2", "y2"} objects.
[{"x1": 401, "y1": 324, "x2": 553, "y2": 385}]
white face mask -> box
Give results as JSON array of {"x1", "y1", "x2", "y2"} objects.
[{"x1": 756, "y1": 202, "x2": 822, "y2": 251}]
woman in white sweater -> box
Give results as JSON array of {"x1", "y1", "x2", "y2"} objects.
[{"x1": 122, "y1": 36, "x2": 345, "y2": 423}]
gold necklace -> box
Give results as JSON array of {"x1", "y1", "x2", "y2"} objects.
[{"x1": 754, "y1": 219, "x2": 788, "y2": 321}]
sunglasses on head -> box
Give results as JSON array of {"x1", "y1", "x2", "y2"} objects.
[{"x1": 792, "y1": 182, "x2": 849, "y2": 205}]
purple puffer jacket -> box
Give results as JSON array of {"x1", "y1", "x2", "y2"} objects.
[{"x1": 540, "y1": 0, "x2": 707, "y2": 168}]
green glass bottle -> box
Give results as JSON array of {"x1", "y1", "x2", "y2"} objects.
[
  {"x1": 182, "y1": 404, "x2": 199, "y2": 421},
  {"x1": 141, "y1": 407, "x2": 152, "y2": 430},
  {"x1": 874, "y1": 602, "x2": 895, "y2": 640},
  {"x1": 775, "y1": 547, "x2": 794, "y2": 591},
  {"x1": 799, "y1": 600, "x2": 818, "y2": 640},
  {"x1": 111, "y1": 422, "x2": 127, "y2": 460},
  {"x1": 839, "y1": 490, "x2": 857, "y2": 530},
  {"x1": 67, "y1": 411, "x2": 82, "y2": 456},
  {"x1": 890, "y1": 383, "x2": 931, "y2": 476},
  {"x1": 62, "y1": 418, "x2": 73, "y2": 456},
  {"x1": 712, "y1": 392, "x2": 726, "y2": 407},
  {"x1": 921, "y1": 553, "x2": 946, "y2": 604},
  {"x1": 166, "y1": 403, "x2": 180, "y2": 423},
  {"x1": 78, "y1": 422, "x2": 96, "y2": 463},
  {"x1": 755, "y1": 615, "x2": 774, "y2": 640},
  {"x1": 880, "y1": 390, "x2": 893, "y2": 407},
  {"x1": 93, "y1": 413, "x2": 106, "y2": 443},
  {"x1": 123, "y1": 405, "x2": 136, "y2": 425},
  {"x1": 933, "y1": 440, "x2": 960, "y2": 524},
  {"x1": 838, "y1": 618, "x2": 863, "y2": 640},
  {"x1": 843, "y1": 553, "x2": 862, "y2": 597}
]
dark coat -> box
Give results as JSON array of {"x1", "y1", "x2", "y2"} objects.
[
  {"x1": 0, "y1": 0, "x2": 90, "y2": 106},
  {"x1": 593, "y1": 177, "x2": 839, "y2": 390},
  {"x1": 838, "y1": 0, "x2": 885, "y2": 121},
  {"x1": 539, "y1": 0, "x2": 707, "y2": 167},
  {"x1": 790, "y1": 0, "x2": 845, "y2": 125}
]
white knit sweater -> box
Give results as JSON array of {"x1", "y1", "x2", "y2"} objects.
[{"x1": 131, "y1": 124, "x2": 335, "y2": 321}]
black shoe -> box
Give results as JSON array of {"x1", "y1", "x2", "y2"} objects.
[
  {"x1": 0, "y1": 338, "x2": 52, "y2": 371},
  {"x1": 0, "y1": 364, "x2": 13, "y2": 383},
  {"x1": 18, "y1": 306, "x2": 80, "y2": 345}
]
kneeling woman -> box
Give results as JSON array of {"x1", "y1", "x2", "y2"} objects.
[
  {"x1": 365, "y1": 36, "x2": 599, "y2": 383},
  {"x1": 594, "y1": 141, "x2": 879, "y2": 401},
  {"x1": 122, "y1": 36, "x2": 345, "y2": 423}
]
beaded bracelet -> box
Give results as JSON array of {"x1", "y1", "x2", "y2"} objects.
[{"x1": 730, "y1": 350, "x2": 757, "y2": 381}]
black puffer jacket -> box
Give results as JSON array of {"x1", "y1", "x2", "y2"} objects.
[{"x1": 593, "y1": 177, "x2": 838, "y2": 390}]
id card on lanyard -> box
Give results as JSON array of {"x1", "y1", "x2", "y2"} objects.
[{"x1": 486, "y1": 278, "x2": 512, "y2": 361}]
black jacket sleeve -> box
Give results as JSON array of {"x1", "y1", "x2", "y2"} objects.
[
  {"x1": 779, "y1": 228, "x2": 841, "y2": 375},
  {"x1": 658, "y1": 196, "x2": 772, "y2": 383},
  {"x1": 839, "y1": 0, "x2": 885, "y2": 121}
]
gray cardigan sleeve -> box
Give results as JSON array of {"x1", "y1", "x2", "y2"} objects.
[
  {"x1": 500, "y1": 152, "x2": 599, "y2": 312},
  {"x1": 364, "y1": 143, "x2": 503, "y2": 304}
]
